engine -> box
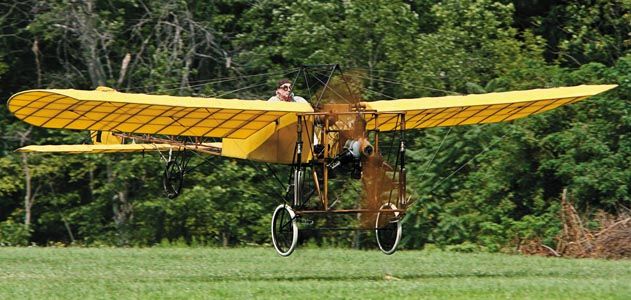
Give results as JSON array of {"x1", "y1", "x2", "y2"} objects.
[{"x1": 327, "y1": 138, "x2": 374, "y2": 179}]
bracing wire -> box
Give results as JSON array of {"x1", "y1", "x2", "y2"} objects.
[
  {"x1": 306, "y1": 67, "x2": 460, "y2": 100},
  {"x1": 210, "y1": 81, "x2": 270, "y2": 98},
  {"x1": 418, "y1": 126, "x2": 453, "y2": 181},
  {"x1": 351, "y1": 72, "x2": 461, "y2": 96},
  {"x1": 427, "y1": 125, "x2": 515, "y2": 193},
  {"x1": 122, "y1": 68, "x2": 300, "y2": 94},
  {"x1": 351, "y1": 67, "x2": 443, "y2": 78},
  {"x1": 190, "y1": 69, "x2": 300, "y2": 92},
  {"x1": 309, "y1": 70, "x2": 354, "y2": 105},
  {"x1": 361, "y1": 86, "x2": 397, "y2": 100}
]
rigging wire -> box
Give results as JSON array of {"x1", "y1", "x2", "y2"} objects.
[
  {"x1": 302, "y1": 68, "x2": 314, "y2": 101},
  {"x1": 190, "y1": 68, "x2": 299, "y2": 93},
  {"x1": 418, "y1": 126, "x2": 453, "y2": 181},
  {"x1": 427, "y1": 125, "x2": 515, "y2": 193},
  {"x1": 312, "y1": 67, "x2": 342, "y2": 106},
  {"x1": 361, "y1": 86, "x2": 397, "y2": 100},
  {"x1": 121, "y1": 68, "x2": 300, "y2": 94},
  {"x1": 351, "y1": 72, "x2": 461, "y2": 96},
  {"x1": 351, "y1": 67, "x2": 444, "y2": 78},
  {"x1": 243, "y1": 160, "x2": 288, "y2": 203},
  {"x1": 210, "y1": 81, "x2": 270, "y2": 98},
  {"x1": 309, "y1": 70, "x2": 355, "y2": 105},
  {"x1": 308, "y1": 67, "x2": 462, "y2": 103},
  {"x1": 303, "y1": 66, "x2": 460, "y2": 98}
]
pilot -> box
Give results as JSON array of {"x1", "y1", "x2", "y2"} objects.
[
  {"x1": 268, "y1": 79, "x2": 322, "y2": 155},
  {"x1": 268, "y1": 79, "x2": 308, "y2": 103}
]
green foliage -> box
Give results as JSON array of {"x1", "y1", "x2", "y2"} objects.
[
  {"x1": 398, "y1": 0, "x2": 536, "y2": 95},
  {"x1": 0, "y1": 156, "x2": 22, "y2": 198},
  {"x1": 533, "y1": 0, "x2": 631, "y2": 66},
  {"x1": 0, "y1": 212, "x2": 31, "y2": 246}
]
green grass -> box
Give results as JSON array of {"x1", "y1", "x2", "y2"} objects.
[{"x1": 0, "y1": 247, "x2": 630, "y2": 299}]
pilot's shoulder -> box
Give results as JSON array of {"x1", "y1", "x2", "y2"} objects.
[{"x1": 294, "y1": 96, "x2": 308, "y2": 104}]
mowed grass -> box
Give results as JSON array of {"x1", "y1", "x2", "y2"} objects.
[{"x1": 1, "y1": 247, "x2": 630, "y2": 299}]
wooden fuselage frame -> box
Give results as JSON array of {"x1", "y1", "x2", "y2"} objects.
[{"x1": 292, "y1": 107, "x2": 408, "y2": 215}]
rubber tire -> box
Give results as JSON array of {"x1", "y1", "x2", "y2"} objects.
[
  {"x1": 271, "y1": 204, "x2": 298, "y2": 256},
  {"x1": 375, "y1": 203, "x2": 402, "y2": 255},
  {"x1": 163, "y1": 160, "x2": 183, "y2": 199}
]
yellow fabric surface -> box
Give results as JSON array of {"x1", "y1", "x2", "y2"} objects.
[{"x1": 362, "y1": 85, "x2": 617, "y2": 131}]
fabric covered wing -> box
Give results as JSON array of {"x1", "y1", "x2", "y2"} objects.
[
  {"x1": 8, "y1": 89, "x2": 313, "y2": 139},
  {"x1": 362, "y1": 85, "x2": 617, "y2": 131}
]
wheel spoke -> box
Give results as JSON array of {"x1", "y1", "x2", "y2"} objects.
[{"x1": 280, "y1": 219, "x2": 293, "y2": 231}]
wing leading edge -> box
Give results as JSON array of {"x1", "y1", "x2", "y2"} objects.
[{"x1": 362, "y1": 85, "x2": 617, "y2": 131}]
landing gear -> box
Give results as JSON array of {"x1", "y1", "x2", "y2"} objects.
[
  {"x1": 375, "y1": 203, "x2": 402, "y2": 255},
  {"x1": 271, "y1": 204, "x2": 298, "y2": 256},
  {"x1": 162, "y1": 150, "x2": 189, "y2": 199},
  {"x1": 162, "y1": 159, "x2": 184, "y2": 199}
]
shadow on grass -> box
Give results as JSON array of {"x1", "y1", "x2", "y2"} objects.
[{"x1": 160, "y1": 270, "x2": 556, "y2": 283}]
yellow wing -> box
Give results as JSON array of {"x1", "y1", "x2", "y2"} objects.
[
  {"x1": 362, "y1": 85, "x2": 617, "y2": 131},
  {"x1": 8, "y1": 88, "x2": 313, "y2": 139}
]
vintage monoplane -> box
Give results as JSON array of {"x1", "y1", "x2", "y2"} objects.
[{"x1": 6, "y1": 65, "x2": 616, "y2": 256}]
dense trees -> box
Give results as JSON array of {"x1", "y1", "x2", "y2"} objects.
[{"x1": 0, "y1": 0, "x2": 629, "y2": 249}]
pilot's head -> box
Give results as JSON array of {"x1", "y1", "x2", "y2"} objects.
[{"x1": 276, "y1": 79, "x2": 293, "y2": 101}]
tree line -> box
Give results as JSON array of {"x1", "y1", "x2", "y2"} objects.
[{"x1": 0, "y1": 0, "x2": 629, "y2": 250}]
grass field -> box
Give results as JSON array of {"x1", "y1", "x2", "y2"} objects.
[{"x1": 1, "y1": 247, "x2": 630, "y2": 299}]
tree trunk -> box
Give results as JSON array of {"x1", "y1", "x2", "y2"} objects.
[
  {"x1": 31, "y1": 39, "x2": 41, "y2": 88},
  {"x1": 21, "y1": 152, "x2": 33, "y2": 227},
  {"x1": 18, "y1": 128, "x2": 35, "y2": 229},
  {"x1": 107, "y1": 159, "x2": 133, "y2": 245},
  {"x1": 222, "y1": 231, "x2": 228, "y2": 247},
  {"x1": 72, "y1": 0, "x2": 106, "y2": 87}
]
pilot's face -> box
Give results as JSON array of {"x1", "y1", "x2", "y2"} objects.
[{"x1": 277, "y1": 84, "x2": 292, "y2": 101}]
